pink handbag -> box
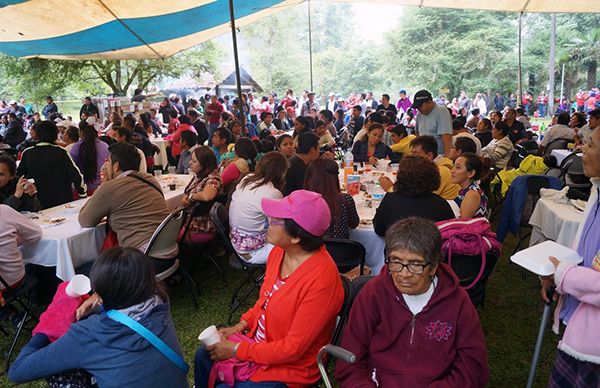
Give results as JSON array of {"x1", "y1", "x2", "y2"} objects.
[{"x1": 208, "y1": 333, "x2": 260, "y2": 388}]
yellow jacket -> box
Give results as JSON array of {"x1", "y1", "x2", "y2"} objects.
[
  {"x1": 492, "y1": 155, "x2": 548, "y2": 196},
  {"x1": 390, "y1": 134, "x2": 416, "y2": 156},
  {"x1": 434, "y1": 156, "x2": 460, "y2": 200}
]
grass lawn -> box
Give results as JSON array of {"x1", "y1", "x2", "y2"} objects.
[{"x1": 0, "y1": 231, "x2": 559, "y2": 387}]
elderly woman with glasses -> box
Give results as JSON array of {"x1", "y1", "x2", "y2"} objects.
[{"x1": 335, "y1": 217, "x2": 489, "y2": 387}]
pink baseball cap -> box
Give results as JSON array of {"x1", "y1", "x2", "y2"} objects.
[{"x1": 261, "y1": 190, "x2": 331, "y2": 236}]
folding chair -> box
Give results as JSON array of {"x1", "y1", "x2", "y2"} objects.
[
  {"x1": 0, "y1": 272, "x2": 38, "y2": 372},
  {"x1": 446, "y1": 252, "x2": 499, "y2": 308},
  {"x1": 543, "y1": 138, "x2": 572, "y2": 156},
  {"x1": 146, "y1": 207, "x2": 200, "y2": 308},
  {"x1": 209, "y1": 202, "x2": 266, "y2": 324},
  {"x1": 178, "y1": 201, "x2": 226, "y2": 284},
  {"x1": 324, "y1": 238, "x2": 366, "y2": 275},
  {"x1": 561, "y1": 152, "x2": 591, "y2": 192}
]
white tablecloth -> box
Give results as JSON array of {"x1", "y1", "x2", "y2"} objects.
[
  {"x1": 160, "y1": 174, "x2": 193, "y2": 209},
  {"x1": 20, "y1": 199, "x2": 106, "y2": 281},
  {"x1": 529, "y1": 198, "x2": 583, "y2": 247},
  {"x1": 151, "y1": 138, "x2": 169, "y2": 168},
  {"x1": 20, "y1": 174, "x2": 193, "y2": 280},
  {"x1": 551, "y1": 149, "x2": 581, "y2": 166}
]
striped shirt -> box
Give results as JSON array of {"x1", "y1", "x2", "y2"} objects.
[{"x1": 254, "y1": 277, "x2": 286, "y2": 343}]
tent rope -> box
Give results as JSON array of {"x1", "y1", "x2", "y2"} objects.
[{"x1": 95, "y1": 0, "x2": 164, "y2": 60}]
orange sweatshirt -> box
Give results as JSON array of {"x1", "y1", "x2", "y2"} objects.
[{"x1": 237, "y1": 245, "x2": 344, "y2": 387}]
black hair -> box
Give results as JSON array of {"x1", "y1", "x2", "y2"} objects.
[
  {"x1": 0, "y1": 153, "x2": 16, "y2": 176},
  {"x1": 410, "y1": 135, "x2": 438, "y2": 155},
  {"x1": 457, "y1": 152, "x2": 483, "y2": 180},
  {"x1": 471, "y1": 108, "x2": 480, "y2": 116},
  {"x1": 590, "y1": 109, "x2": 600, "y2": 120},
  {"x1": 113, "y1": 126, "x2": 132, "y2": 142},
  {"x1": 382, "y1": 94, "x2": 390, "y2": 101},
  {"x1": 454, "y1": 136, "x2": 477, "y2": 154},
  {"x1": 91, "y1": 247, "x2": 167, "y2": 310},
  {"x1": 33, "y1": 120, "x2": 58, "y2": 143},
  {"x1": 319, "y1": 109, "x2": 333, "y2": 122},
  {"x1": 295, "y1": 116, "x2": 311, "y2": 130},
  {"x1": 452, "y1": 119, "x2": 465, "y2": 131},
  {"x1": 78, "y1": 123, "x2": 99, "y2": 183},
  {"x1": 260, "y1": 111, "x2": 273, "y2": 121},
  {"x1": 314, "y1": 120, "x2": 325, "y2": 128},
  {"x1": 180, "y1": 130, "x2": 197, "y2": 148},
  {"x1": 297, "y1": 132, "x2": 319, "y2": 154},
  {"x1": 352, "y1": 105, "x2": 362, "y2": 113},
  {"x1": 276, "y1": 134, "x2": 293, "y2": 149},
  {"x1": 556, "y1": 112, "x2": 570, "y2": 126},
  {"x1": 390, "y1": 124, "x2": 408, "y2": 138},
  {"x1": 169, "y1": 109, "x2": 178, "y2": 119},
  {"x1": 214, "y1": 127, "x2": 232, "y2": 144},
  {"x1": 108, "y1": 142, "x2": 141, "y2": 172},
  {"x1": 234, "y1": 137, "x2": 258, "y2": 171},
  {"x1": 65, "y1": 125, "x2": 80, "y2": 142},
  {"x1": 178, "y1": 115, "x2": 192, "y2": 125},
  {"x1": 495, "y1": 121, "x2": 511, "y2": 136},
  {"x1": 284, "y1": 218, "x2": 324, "y2": 252}
]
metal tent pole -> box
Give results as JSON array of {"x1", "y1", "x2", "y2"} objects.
[
  {"x1": 518, "y1": 12, "x2": 523, "y2": 106},
  {"x1": 548, "y1": 13, "x2": 556, "y2": 116},
  {"x1": 308, "y1": 0, "x2": 314, "y2": 91},
  {"x1": 560, "y1": 63, "x2": 565, "y2": 110},
  {"x1": 228, "y1": 0, "x2": 245, "y2": 125}
]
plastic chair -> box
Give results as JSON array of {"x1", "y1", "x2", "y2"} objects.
[
  {"x1": 0, "y1": 272, "x2": 38, "y2": 372},
  {"x1": 324, "y1": 238, "x2": 366, "y2": 275},
  {"x1": 543, "y1": 138, "x2": 572, "y2": 156},
  {"x1": 561, "y1": 152, "x2": 591, "y2": 192},
  {"x1": 446, "y1": 252, "x2": 499, "y2": 308},
  {"x1": 146, "y1": 207, "x2": 200, "y2": 308},
  {"x1": 209, "y1": 202, "x2": 266, "y2": 324},
  {"x1": 178, "y1": 201, "x2": 226, "y2": 284}
]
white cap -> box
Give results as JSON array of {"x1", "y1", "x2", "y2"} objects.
[{"x1": 8, "y1": 100, "x2": 17, "y2": 105}]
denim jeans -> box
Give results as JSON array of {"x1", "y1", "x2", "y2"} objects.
[
  {"x1": 538, "y1": 104, "x2": 547, "y2": 117},
  {"x1": 194, "y1": 347, "x2": 287, "y2": 388}
]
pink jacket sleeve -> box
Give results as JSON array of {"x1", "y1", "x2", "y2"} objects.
[{"x1": 556, "y1": 263, "x2": 600, "y2": 308}]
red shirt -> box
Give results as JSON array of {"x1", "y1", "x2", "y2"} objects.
[
  {"x1": 206, "y1": 102, "x2": 224, "y2": 125},
  {"x1": 237, "y1": 246, "x2": 344, "y2": 387},
  {"x1": 576, "y1": 92, "x2": 587, "y2": 106}
]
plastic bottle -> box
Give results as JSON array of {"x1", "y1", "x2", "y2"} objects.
[{"x1": 343, "y1": 150, "x2": 354, "y2": 184}]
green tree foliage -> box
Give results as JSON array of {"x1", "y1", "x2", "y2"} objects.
[
  {"x1": 0, "y1": 42, "x2": 222, "y2": 101},
  {"x1": 384, "y1": 8, "x2": 518, "y2": 97}
]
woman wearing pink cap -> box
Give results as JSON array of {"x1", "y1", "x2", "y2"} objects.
[{"x1": 195, "y1": 190, "x2": 344, "y2": 388}]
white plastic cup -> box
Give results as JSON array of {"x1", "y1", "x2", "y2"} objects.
[
  {"x1": 376, "y1": 159, "x2": 389, "y2": 171},
  {"x1": 65, "y1": 274, "x2": 91, "y2": 298},
  {"x1": 168, "y1": 166, "x2": 176, "y2": 175},
  {"x1": 198, "y1": 325, "x2": 220, "y2": 346}
]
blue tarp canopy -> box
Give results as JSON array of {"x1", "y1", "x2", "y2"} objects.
[
  {"x1": 0, "y1": 0, "x2": 597, "y2": 60},
  {"x1": 0, "y1": 0, "x2": 302, "y2": 59}
]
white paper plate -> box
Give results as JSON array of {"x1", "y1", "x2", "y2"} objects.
[{"x1": 510, "y1": 240, "x2": 582, "y2": 276}]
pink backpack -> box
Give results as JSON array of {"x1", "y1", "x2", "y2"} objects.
[{"x1": 436, "y1": 218, "x2": 502, "y2": 290}]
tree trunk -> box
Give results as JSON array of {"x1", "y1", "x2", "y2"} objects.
[
  {"x1": 114, "y1": 60, "x2": 124, "y2": 96},
  {"x1": 587, "y1": 60, "x2": 597, "y2": 89}
]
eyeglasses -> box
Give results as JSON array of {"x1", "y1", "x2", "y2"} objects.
[
  {"x1": 269, "y1": 217, "x2": 285, "y2": 226},
  {"x1": 385, "y1": 259, "x2": 430, "y2": 274}
]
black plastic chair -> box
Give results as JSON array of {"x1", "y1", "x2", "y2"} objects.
[
  {"x1": 0, "y1": 272, "x2": 38, "y2": 372},
  {"x1": 446, "y1": 252, "x2": 499, "y2": 308},
  {"x1": 560, "y1": 152, "x2": 591, "y2": 192},
  {"x1": 178, "y1": 201, "x2": 226, "y2": 284},
  {"x1": 543, "y1": 138, "x2": 572, "y2": 156},
  {"x1": 324, "y1": 238, "x2": 366, "y2": 275},
  {"x1": 209, "y1": 202, "x2": 266, "y2": 324}
]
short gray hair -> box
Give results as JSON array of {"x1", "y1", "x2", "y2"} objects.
[{"x1": 384, "y1": 218, "x2": 442, "y2": 266}]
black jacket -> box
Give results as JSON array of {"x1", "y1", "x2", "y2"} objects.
[
  {"x1": 192, "y1": 119, "x2": 209, "y2": 146},
  {"x1": 17, "y1": 142, "x2": 87, "y2": 209},
  {"x1": 4, "y1": 120, "x2": 26, "y2": 148},
  {"x1": 0, "y1": 178, "x2": 40, "y2": 212},
  {"x1": 373, "y1": 192, "x2": 455, "y2": 236}
]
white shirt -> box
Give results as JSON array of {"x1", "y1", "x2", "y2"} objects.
[
  {"x1": 540, "y1": 124, "x2": 575, "y2": 147},
  {"x1": 229, "y1": 179, "x2": 282, "y2": 235},
  {"x1": 401, "y1": 276, "x2": 438, "y2": 315}
]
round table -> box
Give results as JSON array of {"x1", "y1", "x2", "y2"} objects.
[
  {"x1": 528, "y1": 197, "x2": 584, "y2": 248},
  {"x1": 150, "y1": 137, "x2": 169, "y2": 169}
]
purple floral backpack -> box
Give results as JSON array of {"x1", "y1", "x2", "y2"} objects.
[{"x1": 436, "y1": 218, "x2": 502, "y2": 290}]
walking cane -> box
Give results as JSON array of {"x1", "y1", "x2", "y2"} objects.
[
  {"x1": 318, "y1": 344, "x2": 356, "y2": 388},
  {"x1": 526, "y1": 287, "x2": 555, "y2": 388}
]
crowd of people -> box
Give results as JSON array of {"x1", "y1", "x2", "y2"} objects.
[{"x1": 0, "y1": 84, "x2": 598, "y2": 388}]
